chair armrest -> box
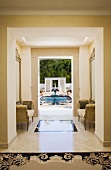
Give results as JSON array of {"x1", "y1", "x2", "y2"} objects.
[
  {"x1": 16, "y1": 105, "x2": 28, "y2": 122},
  {"x1": 16, "y1": 105, "x2": 27, "y2": 110},
  {"x1": 85, "y1": 103, "x2": 95, "y2": 110},
  {"x1": 85, "y1": 104, "x2": 95, "y2": 120}
]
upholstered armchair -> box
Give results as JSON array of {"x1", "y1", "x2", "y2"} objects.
[
  {"x1": 16, "y1": 100, "x2": 34, "y2": 131},
  {"x1": 22, "y1": 100, "x2": 34, "y2": 122},
  {"x1": 77, "y1": 99, "x2": 95, "y2": 130}
]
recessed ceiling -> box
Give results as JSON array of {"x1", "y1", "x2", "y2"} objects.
[
  {"x1": 9, "y1": 27, "x2": 101, "y2": 48},
  {"x1": 0, "y1": 0, "x2": 111, "y2": 15}
]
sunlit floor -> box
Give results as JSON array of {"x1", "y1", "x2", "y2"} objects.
[
  {"x1": 34, "y1": 120, "x2": 77, "y2": 132},
  {"x1": 0, "y1": 116, "x2": 111, "y2": 153}
]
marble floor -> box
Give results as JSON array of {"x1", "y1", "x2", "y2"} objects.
[{"x1": 0, "y1": 116, "x2": 111, "y2": 153}]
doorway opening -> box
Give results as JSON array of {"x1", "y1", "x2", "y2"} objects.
[{"x1": 38, "y1": 56, "x2": 74, "y2": 120}]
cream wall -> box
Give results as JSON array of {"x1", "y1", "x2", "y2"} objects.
[
  {"x1": 79, "y1": 46, "x2": 89, "y2": 99},
  {"x1": 0, "y1": 16, "x2": 111, "y2": 147},
  {"x1": 0, "y1": 23, "x2": 7, "y2": 148},
  {"x1": 21, "y1": 47, "x2": 32, "y2": 100},
  {"x1": 7, "y1": 29, "x2": 17, "y2": 145},
  {"x1": 95, "y1": 29, "x2": 104, "y2": 143},
  {"x1": 88, "y1": 36, "x2": 104, "y2": 144}
]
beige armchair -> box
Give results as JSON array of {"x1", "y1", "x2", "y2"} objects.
[
  {"x1": 22, "y1": 100, "x2": 34, "y2": 122},
  {"x1": 16, "y1": 100, "x2": 34, "y2": 131},
  {"x1": 77, "y1": 99, "x2": 95, "y2": 130}
]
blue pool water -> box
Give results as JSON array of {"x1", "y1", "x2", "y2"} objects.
[{"x1": 40, "y1": 95, "x2": 72, "y2": 105}]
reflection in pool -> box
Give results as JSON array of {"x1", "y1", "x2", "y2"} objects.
[{"x1": 40, "y1": 95, "x2": 72, "y2": 105}]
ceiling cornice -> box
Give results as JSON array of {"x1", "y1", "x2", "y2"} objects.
[{"x1": 0, "y1": 10, "x2": 111, "y2": 15}]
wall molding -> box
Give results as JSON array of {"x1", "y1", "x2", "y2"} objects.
[
  {"x1": 0, "y1": 134, "x2": 17, "y2": 149},
  {"x1": 95, "y1": 132, "x2": 111, "y2": 147},
  {"x1": 0, "y1": 10, "x2": 111, "y2": 16}
]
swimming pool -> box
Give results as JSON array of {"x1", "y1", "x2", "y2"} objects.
[{"x1": 40, "y1": 95, "x2": 72, "y2": 105}]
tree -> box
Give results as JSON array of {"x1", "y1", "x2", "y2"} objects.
[{"x1": 40, "y1": 59, "x2": 71, "y2": 83}]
